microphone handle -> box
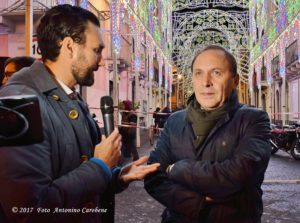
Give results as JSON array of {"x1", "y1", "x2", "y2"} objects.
[
  {"x1": 101, "y1": 112, "x2": 116, "y2": 223},
  {"x1": 103, "y1": 113, "x2": 114, "y2": 137}
]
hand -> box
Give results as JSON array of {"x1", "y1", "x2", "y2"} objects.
[
  {"x1": 93, "y1": 128, "x2": 122, "y2": 169},
  {"x1": 120, "y1": 156, "x2": 160, "y2": 183}
]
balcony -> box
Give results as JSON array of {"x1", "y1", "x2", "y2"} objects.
[
  {"x1": 106, "y1": 58, "x2": 131, "y2": 73},
  {"x1": 271, "y1": 55, "x2": 280, "y2": 80},
  {"x1": 0, "y1": 0, "x2": 55, "y2": 32},
  {"x1": 285, "y1": 40, "x2": 300, "y2": 81},
  {"x1": 261, "y1": 65, "x2": 268, "y2": 87},
  {"x1": 286, "y1": 40, "x2": 298, "y2": 66}
]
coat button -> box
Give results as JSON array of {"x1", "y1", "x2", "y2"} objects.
[
  {"x1": 222, "y1": 140, "x2": 227, "y2": 146},
  {"x1": 52, "y1": 94, "x2": 60, "y2": 100},
  {"x1": 69, "y1": 109, "x2": 79, "y2": 119}
]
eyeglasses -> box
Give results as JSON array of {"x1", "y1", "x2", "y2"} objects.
[
  {"x1": 2, "y1": 72, "x2": 15, "y2": 84},
  {"x1": 4, "y1": 71, "x2": 15, "y2": 78}
]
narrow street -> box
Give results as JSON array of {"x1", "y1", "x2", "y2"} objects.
[
  {"x1": 262, "y1": 150, "x2": 300, "y2": 222},
  {"x1": 116, "y1": 135, "x2": 300, "y2": 223}
]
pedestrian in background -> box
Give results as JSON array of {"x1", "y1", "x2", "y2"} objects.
[
  {"x1": 119, "y1": 100, "x2": 139, "y2": 163},
  {"x1": 153, "y1": 107, "x2": 161, "y2": 135},
  {"x1": 1, "y1": 56, "x2": 35, "y2": 86}
]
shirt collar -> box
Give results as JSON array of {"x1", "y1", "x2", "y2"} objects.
[{"x1": 56, "y1": 79, "x2": 74, "y2": 95}]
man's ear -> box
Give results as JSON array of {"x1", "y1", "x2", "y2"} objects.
[{"x1": 60, "y1": 37, "x2": 75, "y2": 58}]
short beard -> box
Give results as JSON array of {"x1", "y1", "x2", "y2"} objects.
[{"x1": 71, "y1": 66, "x2": 95, "y2": 86}]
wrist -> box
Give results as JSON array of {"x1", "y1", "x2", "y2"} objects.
[
  {"x1": 119, "y1": 168, "x2": 132, "y2": 184},
  {"x1": 90, "y1": 158, "x2": 112, "y2": 178},
  {"x1": 94, "y1": 156, "x2": 112, "y2": 169},
  {"x1": 120, "y1": 175, "x2": 130, "y2": 184}
]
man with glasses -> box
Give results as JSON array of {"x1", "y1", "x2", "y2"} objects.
[{"x1": 1, "y1": 56, "x2": 35, "y2": 86}]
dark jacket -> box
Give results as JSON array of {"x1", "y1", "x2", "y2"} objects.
[
  {"x1": 0, "y1": 61, "x2": 125, "y2": 223},
  {"x1": 144, "y1": 99, "x2": 271, "y2": 223},
  {"x1": 119, "y1": 112, "x2": 138, "y2": 158}
]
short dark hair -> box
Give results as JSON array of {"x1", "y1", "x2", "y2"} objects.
[
  {"x1": 191, "y1": 45, "x2": 238, "y2": 76},
  {"x1": 37, "y1": 4, "x2": 100, "y2": 62},
  {"x1": 4, "y1": 56, "x2": 35, "y2": 71}
]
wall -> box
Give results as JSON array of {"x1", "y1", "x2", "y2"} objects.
[
  {"x1": 289, "y1": 78, "x2": 300, "y2": 121},
  {"x1": 0, "y1": 35, "x2": 8, "y2": 56}
]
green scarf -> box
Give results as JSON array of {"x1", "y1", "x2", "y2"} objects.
[{"x1": 186, "y1": 91, "x2": 237, "y2": 149}]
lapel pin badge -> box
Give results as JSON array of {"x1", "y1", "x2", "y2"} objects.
[{"x1": 69, "y1": 109, "x2": 79, "y2": 120}]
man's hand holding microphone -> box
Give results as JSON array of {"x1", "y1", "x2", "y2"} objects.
[
  {"x1": 97, "y1": 96, "x2": 160, "y2": 183},
  {"x1": 94, "y1": 128, "x2": 122, "y2": 169}
]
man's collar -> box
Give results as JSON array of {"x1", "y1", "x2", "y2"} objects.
[
  {"x1": 56, "y1": 79, "x2": 74, "y2": 95},
  {"x1": 28, "y1": 61, "x2": 57, "y2": 93},
  {"x1": 29, "y1": 61, "x2": 78, "y2": 96}
]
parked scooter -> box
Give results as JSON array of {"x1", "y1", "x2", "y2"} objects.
[{"x1": 270, "y1": 123, "x2": 300, "y2": 160}]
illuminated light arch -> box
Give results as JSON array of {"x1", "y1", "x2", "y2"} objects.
[
  {"x1": 173, "y1": 9, "x2": 249, "y2": 78},
  {"x1": 173, "y1": 0, "x2": 248, "y2": 11}
]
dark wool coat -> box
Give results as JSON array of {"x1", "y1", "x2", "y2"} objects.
[
  {"x1": 0, "y1": 61, "x2": 124, "y2": 223},
  {"x1": 145, "y1": 97, "x2": 271, "y2": 223}
]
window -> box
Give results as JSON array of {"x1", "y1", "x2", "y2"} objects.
[
  {"x1": 271, "y1": 56, "x2": 280, "y2": 75},
  {"x1": 286, "y1": 40, "x2": 298, "y2": 66}
]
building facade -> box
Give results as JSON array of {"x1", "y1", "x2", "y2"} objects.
[{"x1": 249, "y1": 0, "x2": 300, "y2": 125}]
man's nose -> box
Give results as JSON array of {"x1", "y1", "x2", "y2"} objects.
[
  {"x1": 201, "y1": 73, "x2": 212, "y2": 87},
  {"x1": 98, "y1": 57, "x2": 105, "y2": 67}
]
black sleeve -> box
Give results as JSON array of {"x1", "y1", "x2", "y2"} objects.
[
  {"x1": 128, "y1": 113, "x2": 137, "y2": 124},
  {"x1": 144, "y1": 121, "x2": 206, "y2": 219}
]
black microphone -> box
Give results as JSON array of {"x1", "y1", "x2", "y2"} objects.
[
  {"x1": 100, "y1": 96, "x2": 114, "y2": 137},
  {"x1": 100, "y1": 96, "x2": 116, "y2": 223}
]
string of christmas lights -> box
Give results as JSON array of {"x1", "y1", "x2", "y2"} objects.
[
  {"x1": 111, "y1": 0, "x2": 121, "y2": 54},
  {"x1": 157, "y1": 53, "x2": 163, "y2": 85},
  {"x1": 122, "y1": 0, "x2": 172, "y2": 66},
  {"x1": 80, "y1": 0, "x2": 88, "y2": 9},
  {"x1": 250, "y1": 15, "x2": 300, "y2": 86}
]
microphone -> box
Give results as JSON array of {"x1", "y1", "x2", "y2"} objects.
[
  {"x1": 100, "y1": 96, "x2": 114, "y2": 137},
  {"x1": 100, "y1": 96, "x2": 116, "y2": 223}
]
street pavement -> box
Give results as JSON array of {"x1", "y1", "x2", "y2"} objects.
[
  {"x1": 115, "y1": 131, "x2": 163, "y2": 223},
  {"x1": 262, "y1": 150, "x2": 300, "y2": 223},
  {"x1": 115, "y1": 132, "x2": 300, "y2": 223}
]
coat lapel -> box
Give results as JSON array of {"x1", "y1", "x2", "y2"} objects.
[
  {"x1": 195, "y1": 103, "x2": 242, "y2": 158},
  {"x1": 29, "y1": 62, "x2": 95, "y2": 160},
  {"x1": 47, "y1": 89, "x2": 94, "y2": 158}
]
